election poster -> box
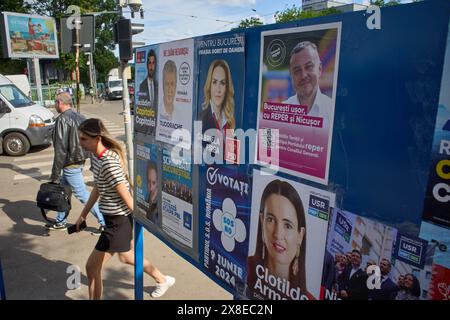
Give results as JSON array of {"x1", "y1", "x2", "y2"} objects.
[
  {"x1": 391, "y1": 237, "x2": 434, "y2": 300},
  {"x1": 420, "y1": 221, "x2": 450, "y2": 300},
  {"x1": 247, "y1": 169, "x2": 335, "y2": 300},
  {"x1": 195, "y1": 33, "x2": 245, "y2": 164},
  {"x1": 161, "y1": 146, "x2": 194, "y2": 248},
  {"x1": 134, "y1": 140, "x2": 160, "y2": 225},
  {"x1": 420, "y1": 221, "x2": 450, "y2": 269},
  {"x1": 134, "y1": 45, "x2": 159, "y2": 136},
  {"x1": 323, "y1": 209, "x2": 435, "y2": 300},
  {"x1": 421, "y1": 21, "x2": 450, "y2": 228},
  {"x1": 156, "y1": 39, "x2": 194, "y2": 149},
  {"x1": 322, "y1": 208, "x2": 398, "y2": 300},
  {"x1": 201, "y1": 165, "x2": 251, "y2": 295},
  {"x1": 255, "y1": 23, "x2": 341, "y2": 185},
  {"x1": 427, "y1": 264, "x2": 450, "y2": 300}
]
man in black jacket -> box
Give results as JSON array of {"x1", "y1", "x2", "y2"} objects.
[
  {"x1": 368, "y1": 258, "x2": 399, "y2": 300},
  {"x1": 47, "y1": 92, "x2": 105, "y2": 232},
  {"x1": 338, "y1": 249, "x2": 369, "y2": 300}
]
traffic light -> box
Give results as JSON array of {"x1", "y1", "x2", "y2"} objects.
[
  {"x1": 115, "y1": 18, "x2": 132, "y2": 61},
  {"x1": 114, "y1": 18, "x2": 144, "y2": 62}
]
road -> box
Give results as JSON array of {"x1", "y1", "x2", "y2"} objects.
[{"x1": 0, "y1": 99, "x2": 231, "y2": 300}]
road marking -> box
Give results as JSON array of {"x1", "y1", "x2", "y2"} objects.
[
  {"x1": 14, "y1": 153, "x2": 54, "y2": 162},
  {"x1": 107, "y1": 130, "x2": 125, "y2": 134},
  {"x1": 14, "y1": 170, "x2": 51, "y2": 180},
  {"x1": 15, "y1": 161, "x2": 53, "y2": 170},
  {"x1": 13, "y1": 170, "x2": 94, "y2": 181}
]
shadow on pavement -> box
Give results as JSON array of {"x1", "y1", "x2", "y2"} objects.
[
  {"x1": 0, "y1": 232, "x2": 74, "y2": 299},
  {"x1": 0, "y1": 199, "x2": 50, "y2": 237},
  {"x1": 0, "y1": 200, "x2": 143, "y2": 300}
]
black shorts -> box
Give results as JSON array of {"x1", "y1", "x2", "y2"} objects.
[{"x1": 95, "y1": 214, "x2": 133, "y2": 253}]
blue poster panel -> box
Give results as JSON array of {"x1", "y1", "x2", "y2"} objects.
[{"x1": 201, "y1": 165, "x2": 252, "y2": 296}]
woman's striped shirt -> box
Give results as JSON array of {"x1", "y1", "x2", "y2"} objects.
[{"x1": 91, "y1": 149, "x2": 131, "y2": 216}]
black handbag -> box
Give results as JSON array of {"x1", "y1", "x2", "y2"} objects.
[{"x1": 36, "y1": 182, "x2": 72, "y2": 223}]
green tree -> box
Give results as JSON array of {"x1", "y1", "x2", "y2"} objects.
[
  {"x1": 0, "y1": 0, "x2": 31, "y2": 13},
  {"x1": 94, "y1": 47, "x2": 119, "y2": 84},
  {"x1": 274, "y1": 5, "x2": 341, "y2": 24},
  {"x1": 0, "y1": 0, "x2": 32, "y2": 74},
  {"x1": 385, "y1": 0, "x2": 401, "y2": 6},
  {"x1": 370, "y1": 0, "x2": 401, "y2": 6},
  {"x1": 231, "y1": 17, "x2": 263, "y2": 31},
  {"x1": 370, "y1": 0, "x2": 386, "y2": 6}
]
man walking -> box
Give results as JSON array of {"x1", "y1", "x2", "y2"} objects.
[{"x1": 47, "y1": 92, "x2": 105, "y2": 233}]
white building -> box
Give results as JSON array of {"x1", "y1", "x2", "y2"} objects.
[{"x1": 302, "y1": 0, "x2": 368, "y2": 13}]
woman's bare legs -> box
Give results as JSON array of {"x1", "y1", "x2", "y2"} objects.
[
  {"x1": 118, "y1": 249, "x2": 166, "y2": 283},
  {"x1": 86, "y1": 249, "x2": 113, "y2": 300}
]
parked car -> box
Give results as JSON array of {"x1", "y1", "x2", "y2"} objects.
[{"x1": 0, "y1": 74, "x2": 54, "y2": 156}]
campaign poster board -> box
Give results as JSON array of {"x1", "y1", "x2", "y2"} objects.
[
  {"x1": 247, "y1": 169, "x2": 335, "y2": 300},
  {"x1": 134, "y1": 45, "x2": 159, "y2": 136},
  {"x1": 201, "y1": 164, "x2": 252, "y2": 295},
  {"x1": 161, "y1": 146, "x2": 194, "y2": 248},
  {"x1": 156, "y1": 39, "x2": 194, "y2": 149},
  {"x1": 195, "y1": 33, "x2": 245, "y2": 164},
  {"x1": 255, "y1": 23, "x2": 341, "y2": 185}
]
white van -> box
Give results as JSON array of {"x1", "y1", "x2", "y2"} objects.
[
  {"x1": 5, "y1": 74, "x2": 31, "y2": 98},
  {"x1": 0, "y1": 74, "x2": 55, "y2": 156},
  {"x1": 107, "y1": 78, "x2": 123, "y2": 100}
]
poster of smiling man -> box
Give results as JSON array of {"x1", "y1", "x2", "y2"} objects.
[
  {"x1": 156, "y1": 39, "x2": 194, "y2": 149},
  {"x1": 255, "y1": 23, "x2": 341, "y2": 185}
]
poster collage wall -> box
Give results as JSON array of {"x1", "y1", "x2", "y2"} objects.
[{"x1": 133, "y1": 20, "x2": 450, "y2": 300}]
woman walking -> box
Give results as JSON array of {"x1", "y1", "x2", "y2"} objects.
[{"x1": 75, "y1": 118, "x2": 175, "y2": 299}]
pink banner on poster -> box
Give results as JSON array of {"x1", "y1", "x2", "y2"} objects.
[
  {"x1": 262, "y1": 102, "x2": 324, "y2": 128},
  {"x1": 257, "y1": 110, "x2": 329, "y2": 180}
]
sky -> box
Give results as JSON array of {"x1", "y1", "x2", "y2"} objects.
[
  {"x1": 127, "y1": 0, "x2": 412, "y2": 45},
  {"x1": 131, "y1": 0, "x2": 303, "y2": 45},
  {"x1": 115, "y1": 0, "x2": 413, "y2": 58}
]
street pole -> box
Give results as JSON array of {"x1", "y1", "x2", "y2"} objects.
[
  {"x1": 87, "y1": 52, "x2": 94, "y2": 104},
  {"x1": 121, "y1": 62, "x2": 134, "y2": 183},
  {"x1": 89, "y1": 52, "x2": 98, "y2": 101},
  {"x1": 74, "y1": 18, "x2": 81, "y2": 113},
  {"x1": 117, "y1": 1, "x2": 134, "y2": 183},
  {"x1": 32, "y1": 57, "x2": 43, "y2": 106}
]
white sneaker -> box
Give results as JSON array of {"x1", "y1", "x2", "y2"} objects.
[{"x1": 151, "y1": 276, "x2": 176, "y2": 298}]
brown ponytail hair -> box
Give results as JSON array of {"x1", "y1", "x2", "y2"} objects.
[{"x1": 79, "y1": 118, "x2": 132, "y2": 187}]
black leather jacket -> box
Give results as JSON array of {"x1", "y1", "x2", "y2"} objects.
[{"x1": 50, "y1": 109, "x2": 88, "y2": 181}]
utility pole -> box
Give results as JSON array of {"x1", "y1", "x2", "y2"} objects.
[
  {"x1": 115, "y1": 0, "x2": 144, "y2": 183},
  {"x1": 74, "y1": 17, "x2": 82, "y2": 113},
  {"x1": 117, "y1": 2, "x2": 133, "y2": 182},
  {"x1": 86, "y1": 52, "x2": 94, "y2": 103},
  {"x1": 32, "y1": 57, "x2": 43, "y2": 106}
]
